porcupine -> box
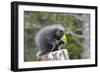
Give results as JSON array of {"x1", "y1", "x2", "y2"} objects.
[{"x1": 35, "y1": 25, "x2": 66, "y2": 56}]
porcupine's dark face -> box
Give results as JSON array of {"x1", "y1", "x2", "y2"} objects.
[{"x1": 55, "y1": 29, "x2": 64, "y2": 40}]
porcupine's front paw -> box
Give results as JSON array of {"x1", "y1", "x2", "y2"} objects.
[
  {"x1": 59, "y1": 40, "x2": 65, "y2": 44},
  {"x1": 55, "y1": 40, "x2": 65, "y2": 45}
]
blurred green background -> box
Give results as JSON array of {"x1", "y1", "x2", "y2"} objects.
[{"x1": 24, "y1": 11, "x2": 90, "y2": 61}]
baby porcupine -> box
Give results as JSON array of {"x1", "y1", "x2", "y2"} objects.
[{"x1": 35, "y1": 25, "x2": 66, "y2": 56}]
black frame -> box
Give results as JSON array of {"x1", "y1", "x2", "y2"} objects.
[{"x1": 11, "y1": 1, "x2": 98, "y2": 72}]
